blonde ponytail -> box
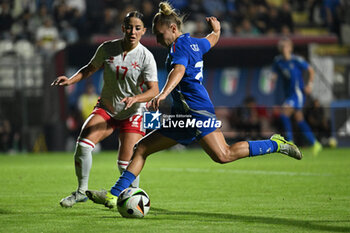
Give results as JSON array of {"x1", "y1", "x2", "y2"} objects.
[{"x1": 153, "y1": 1, "x2": 183, "y2": 33}]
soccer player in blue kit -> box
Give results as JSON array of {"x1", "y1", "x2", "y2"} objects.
[
  {"x1": 272, "y1": 37, "x2": 322, "y2": 156},
  {"x1": 87, "y1": 2, "x2": 303, "y2": 208}
]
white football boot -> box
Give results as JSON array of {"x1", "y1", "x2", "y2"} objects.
[{"x1": 60, "y1": 191, "x2": 88, "y2": 207}]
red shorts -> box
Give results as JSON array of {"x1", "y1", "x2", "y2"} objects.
[{"x1": 92, "y1": 107, "x2": 145, "y2": 136}]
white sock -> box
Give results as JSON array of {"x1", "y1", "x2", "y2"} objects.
[
  {"x1": 117, "y1": 160, "x2": 140, "y2": 188},
  {"x1": 74, "y1": 138, "x2": 95, "y2": 194}
]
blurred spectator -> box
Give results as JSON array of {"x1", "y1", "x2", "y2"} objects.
[
  {"x1": 78, "y1": 83, "x2": 99, "y2": 121},
  {"x1": 113, "y1": 0, "x2": 138, "y2": 12},
  {"x1": 203, "y1": 0, "x2": 226, "y2": 20},
  {"x1": 308, "y1": 0, "x2": 323, "y2": 25},
  {"x1": 10, "y1": 9, "x2": 33, "y2": 40},
  {"x1": 61, "y1": 21, "x2": 79, "y2": 44},
  {"x1": 236, "y1": 18, "x2": 260, "y2": 36},
  {"x1": 0, "y1": 1, "x2": 13, "y2": 39},
  {"x1": 31, "y1": 4, "x2": 50, "y2": 28},
  {"x1": 35, "y1": 16, "x2": 65, "y2": 54},
  {"x1": 1, "y1": 0, "x2": 348, "y2": 55},
  {"x1": 65, "y1": 0, "x2": 86, "y2": 16},
  {"x1": 66, "y1": 3, "x2": 87, "y2": 38},
  {"x1": 322, "y1": 0, "x2": 341, "y2": 38},
  {"x1": 97, "y1": 7, "x2": 118, "y2": 35},
  {"x1": 254, "y1": 4, "x2": 269, "y2": 33},
  {"x1": 187, "y1": 0, "x2": 206, "y2": 20},
  {"x1": 17, "y1": 4, "x2": 51, "y2": 41},
  {"x1": 12, "y1": 0, "x2": 37, "y2": 18},
  {"x1": 103, "y1": 0, "x2": 121, "y2": 9},
  {"x1": 141, "y1": 0, "x2": 157, "y2": 31},
  {"x1": 266, "y1": 6, "x2": 282, "y2": 34},
  {"x1": 171, "y1": 0, "x2": 189, "y2": 11},
  {"x1": 279, "y1": 2, "x2": 294, "y2": 33},
  {"x1": 53, "y1": 1, "x2": 78, "y2": 44},
  {"x1": 192, "y1": 17, "x2": 208, "y2": 37},
  {"x1": 280, "y1": 25, "x2": 292, "y2": 36},
  {"x1": 293, "y1": 0, "x2": 307, "y2": 12},
  {"x1": 53, "y1": 1, "x2": 71, "y2": 30},
  {"x1": 85, "y1": 0, "x2": 104, "y2": 35}
]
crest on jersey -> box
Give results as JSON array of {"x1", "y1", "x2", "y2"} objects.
[
  {"x1": 131, "y1": 61, "x2": 140, "y2": 69},
  {"x1": 190, "y1": 44, "x2": 199, "y2": 52}
]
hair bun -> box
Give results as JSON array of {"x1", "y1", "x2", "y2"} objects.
[{"x1": 159, "y1": 2, "x2": 173, "y2": 16}]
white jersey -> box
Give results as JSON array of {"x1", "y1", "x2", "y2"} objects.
[{"x1": 90, "y1": 39, "x2": 158, "y2": 120}]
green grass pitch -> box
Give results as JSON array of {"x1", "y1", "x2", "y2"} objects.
[{"x1": 1, "y1": 147, "x2": 350, "y2": 233}]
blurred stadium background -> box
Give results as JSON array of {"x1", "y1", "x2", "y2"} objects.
[{"x1": 0, "y1": 0, "x2": 349, "y2": 153}]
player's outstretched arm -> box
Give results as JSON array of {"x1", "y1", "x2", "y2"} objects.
[
  {"x1": 51, "y1": 63, "x2": 99, "y2": 86},
  {"x1": 304, "y1": 66, "x2": 315, "y2": 95},
  {"x1": 205, "y1": 17, "x2": 221, "y2": 48},
  {"x1": 121, "y1": 81, "x2": 159, "y2": 110}
]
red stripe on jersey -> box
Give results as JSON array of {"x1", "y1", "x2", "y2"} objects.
[
  {"x1": 78, "y1": 139, "x2": 95, "y2": 148},
  {"x1": 139, "y1": 80, "x2": 144, "y2": 92},
  {"x1": 173, "y1": 42, "x2": 176, "y2": 53}
]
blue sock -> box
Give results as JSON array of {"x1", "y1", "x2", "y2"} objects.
[
  {"x1": 110, "y1": 170, "x2": 136, "y2": 197},
  {"x1": 248, "y1": 140, "x2": 278, "y2": 157},
  {"x1": 280, "y1": 114, "x2": 293, "y2": 141},
  {"x1": 298, "y1": 121, "x2": 316, "y2": 145}
]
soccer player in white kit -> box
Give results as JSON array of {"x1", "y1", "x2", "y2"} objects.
[{"x1": 51, "y1": 11, "x2": 159, "y2": 207}]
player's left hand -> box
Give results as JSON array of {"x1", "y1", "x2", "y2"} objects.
[
  {"x1": 151, "y1": 93, "x2": 166, "y2": 110},
  {"x1": 121, "y1": 96, "x2": 138, "y2": 110}
]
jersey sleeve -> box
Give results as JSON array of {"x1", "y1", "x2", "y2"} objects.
[
  {"x1": 89, "y1": 42, "x2": 106, "y2": 69},
  {"x1": 142, "y1": 51, "x2": 158, "y2": 82},
  {"x1": 197, "y1": 38, "x2": 211, "y2": 55},
  {"x1": 170, "y1": 42, "x2": 189, "y2": 68},
  {"x1": 295, "y1": 56, "x2": 309, "y2": 70}
]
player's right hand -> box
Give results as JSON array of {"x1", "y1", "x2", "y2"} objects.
[{"x1": 51, "y1": 76, "x2": 70, "y2": 86}]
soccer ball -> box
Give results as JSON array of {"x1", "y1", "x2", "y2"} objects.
[{"x1": 117, "y1": 187, "x2": 150, "y2": 218}]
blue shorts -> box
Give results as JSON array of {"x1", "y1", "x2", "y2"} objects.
[
  {"x1": 284, "y1": 93, "x2": 305, "y2": 110},
  {"x1": 157, "y1": 110, "x2": 220, "y2": 145}
]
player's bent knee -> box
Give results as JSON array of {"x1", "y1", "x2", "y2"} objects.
[
  {"x1": 133, "y1": 142, "x2": 150, "y2": 158},
  {"x1": 210, "y1": 150, "x2": 232, "y2": 164}
]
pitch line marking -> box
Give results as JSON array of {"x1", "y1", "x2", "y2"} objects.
[{"x1": 159, "y1": 167, "x2": 332, "y2": 177}]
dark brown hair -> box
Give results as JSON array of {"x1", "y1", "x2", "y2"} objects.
[{"x1": 124, "y1": 11, "x2": 144, "y2": 26}]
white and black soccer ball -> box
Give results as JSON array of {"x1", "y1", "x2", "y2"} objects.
[{"x1": 117, "y1": 187, "x2": 150, "y2": 218}]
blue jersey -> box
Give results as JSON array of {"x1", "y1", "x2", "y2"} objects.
[
  {"x1": 159, "y1": 33, "x2": 219, "y2": 145},
  {"x1": 272, "y1": 54, "x2": 309, "y2": 98},
  {"x1": 165, "y1": 33, "x2": 214, "y2": 114}
]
